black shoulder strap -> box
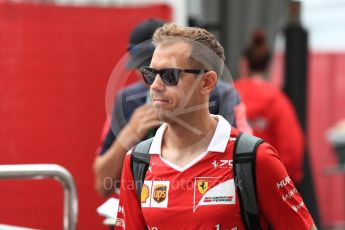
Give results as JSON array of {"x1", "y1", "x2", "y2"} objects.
[
  {"x1": 130, "y1": 137, "x2": 154, "y2": 201},
  {"x1": 233, "y1": 132, "x2": 264, "y2": 230}
]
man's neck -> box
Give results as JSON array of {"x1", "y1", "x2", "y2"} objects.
[{"x1": 161, "y1": 112, "x2": 217, "y2": 167}]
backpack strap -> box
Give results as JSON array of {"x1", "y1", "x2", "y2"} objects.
[
  {"x1": 233, "y1": 132, "x2": 264, "y2": 230},
  {"x1": 130, "y1": 137, "x2": 154, "y2": 201}
]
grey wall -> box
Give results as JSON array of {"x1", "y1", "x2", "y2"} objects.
[{"x1": 187, "y1": 0, "x2": 288, "y2": 80}]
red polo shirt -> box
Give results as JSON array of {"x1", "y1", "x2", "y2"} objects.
[{"x1": 115, "y1": 116, "x2": 313, "y2": 230}]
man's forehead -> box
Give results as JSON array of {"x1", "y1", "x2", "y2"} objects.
[
  {"x1": 156, "y1": 41, "x2": 191, "y2": 55},
  {"x1": 151, "y1": 42, "x2": 191, "y2": 67}
]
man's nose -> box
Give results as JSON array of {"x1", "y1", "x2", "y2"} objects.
[{"x1": 150, "y1": 74, "x2": 165, "y2": 92}]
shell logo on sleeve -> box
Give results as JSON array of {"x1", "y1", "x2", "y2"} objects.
[{"x1": 141, "y1": 184, "x2": 150, "y2": 203}]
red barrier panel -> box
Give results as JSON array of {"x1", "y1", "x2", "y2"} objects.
[
  {"x1": 270, "y1": 52, "x2": 345, "y2": 227},
  {"x1": 308, "y1": 53, "x2": 345, "y2": 227},
  {"x1": 0, "y1": 3, "x2": 171, "y2": 229}
]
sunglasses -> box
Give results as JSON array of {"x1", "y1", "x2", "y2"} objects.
[{"x1": 140, "y1": 66, "x2": 208, "y2": 86}]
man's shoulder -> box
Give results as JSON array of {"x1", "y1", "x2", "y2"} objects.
[
  {"x1": 230, "y1": 130, "x2": 272, "y2": 154},
  {"x1": 226, "y1": 132, "x2": 281, "y2": 172},
  {"x1": 228, "y1": 130, "x2": 268, "y2": 159}
]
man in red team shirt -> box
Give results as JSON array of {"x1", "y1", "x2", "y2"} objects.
[{"x1": 115, "y1": 23, "x2": 317, "y2": 230}]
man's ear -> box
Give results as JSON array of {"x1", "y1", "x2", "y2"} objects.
[{"x1": 200, "y1": 71, "x2": 217, "y2": 95}]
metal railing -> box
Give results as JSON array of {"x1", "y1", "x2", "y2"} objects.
[{"x1": 0, "y1": 164, "x2": 78, "y2": 230}]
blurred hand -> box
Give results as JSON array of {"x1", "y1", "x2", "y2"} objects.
[{"x1": 120, "y1": 104, "x2": 162, "y2": 148}]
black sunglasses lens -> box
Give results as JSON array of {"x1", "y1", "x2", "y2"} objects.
[
  {"x1": 141, "y1": 67, "x2": 180, "y2": 86},
  {"x1": 161, "y1": 69, "x2": 179, "y2": 86},
  {"x1": 141, "y1": 68, "x2": 156, "y2": 85}
]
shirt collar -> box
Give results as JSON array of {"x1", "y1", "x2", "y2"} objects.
[
  {"x1": 149, "y1": 123, "x2": 167, "y2": 155},
  {"x1": 148, "y1": 115, "x2": 231, "y2": 154}
]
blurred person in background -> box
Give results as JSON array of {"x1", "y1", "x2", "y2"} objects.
[
  {"x1": 235, "y1": 29, "x2": 304, "y2": 184},
  {"x1": 93, "y1": 19, "x2": 252, "y2": 197}
]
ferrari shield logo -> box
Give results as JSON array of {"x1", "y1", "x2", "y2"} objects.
[{"x1": 197, "y1": 180, "x2": 208, "y2": 194}]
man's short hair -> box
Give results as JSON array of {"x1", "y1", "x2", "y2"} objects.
[{"x1": 152, "y1": 23, "x2": 225, "y2": 77}]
